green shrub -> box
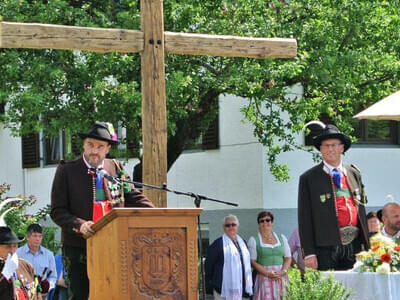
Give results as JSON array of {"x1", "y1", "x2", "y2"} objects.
[{"x1": 284, "y1": 267, "x2": 353, "y2": 300}]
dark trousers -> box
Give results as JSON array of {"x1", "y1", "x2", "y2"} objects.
[
  {"x1": 316, "y1": 238, "x2": 361, "y2": 271},
  {"x1": 62, "y1": 246, "x2": 89, "y2": 300}
]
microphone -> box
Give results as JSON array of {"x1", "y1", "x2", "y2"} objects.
[{"x1": 98, "y1": 169, "x2": 119, "y2": 184}]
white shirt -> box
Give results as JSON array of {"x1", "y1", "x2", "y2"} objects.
[
  {"x1": 82, "y1": 154, "x2": 104, "y2": 170},
  {"x1": 17, "y1": 244, "x2": 57, "y2": 288},
  {"x1": 323, "y1": 160, "x2": 347, "y2": 176},
  {"x1": 247, "y1": 232, "x2": 291, "y2": 260},
  {"x1": 381, "y1": 226, "x2": 400, "y2": 242}
]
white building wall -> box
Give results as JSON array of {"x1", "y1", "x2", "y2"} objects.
[
  {"x1": 0, "y1": 124, "x2": 25, "y2": 196},
  {"x1": 167, "y1": 94, "x2": 264, "y2": 210},
  {"x1": 23, "y1": 168, "x2": 57, "y2": 214}
]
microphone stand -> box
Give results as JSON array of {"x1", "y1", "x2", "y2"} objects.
[{"x1": 113, "y1": 177, "x2": 238, "y2": 300}]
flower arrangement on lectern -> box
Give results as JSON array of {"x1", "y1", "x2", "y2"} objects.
[{"x1": 353, "y1": 234, "x2": 400, "y2": 274}]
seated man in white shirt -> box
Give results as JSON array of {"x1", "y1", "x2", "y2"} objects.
[
  {"x1": 381, "y1": 202, "x2": 400, "y2": 243},
  {"x1": 17, "y1": 223, "x2": 57, "y2": 297}
]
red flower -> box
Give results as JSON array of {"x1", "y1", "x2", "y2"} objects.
[
  {"x1": 381, "y1": 253, "x2": 391, "y2": 263},
  {"x1": 372, "y1": 245, "x2": 380, "y2": 252},
  {"x1": 394, "y1": 246, "x2": 400, "y2": 252}
]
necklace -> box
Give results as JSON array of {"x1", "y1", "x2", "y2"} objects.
[{"x1": 262, "y1": 233, "x2": 274, "y2": 241}]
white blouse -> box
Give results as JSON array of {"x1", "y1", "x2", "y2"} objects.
[{"x1": 248, "y1": 232, "x2": 291, "y2": 260}]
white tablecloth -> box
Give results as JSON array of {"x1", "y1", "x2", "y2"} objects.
[{"x1": 323, "y1": 271, "x2": 400, "y2": 300}]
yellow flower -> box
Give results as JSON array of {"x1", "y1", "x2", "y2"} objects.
[
  {"x1": 370, "y1": 234, "x2": 395, "y2": 249},
  {"x1": 356, "y1": 251, "x2": 369, "y2": 261},
  {"x1": 375, "y1": 247, "x2": 386, "y2": 257}
]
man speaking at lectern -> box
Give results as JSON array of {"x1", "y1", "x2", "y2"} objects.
[{"x1": 51, "y1": 121, "x2": 154, "y2": 300}]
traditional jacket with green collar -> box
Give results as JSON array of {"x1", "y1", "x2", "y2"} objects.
[{"x1": 298, "y1": 162, "x2": 369, "y2": 257}]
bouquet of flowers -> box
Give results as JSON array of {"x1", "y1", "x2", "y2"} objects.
[{"x1": 353, "y1": 234, "x2": 400, "y2": 274}]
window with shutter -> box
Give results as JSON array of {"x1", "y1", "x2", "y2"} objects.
[
  {"x1": 184, "y1": 113, "x2": 220, "y2": 151},
  {"x1": 21, "y1": 134, "x2": 40, "y2": 168},
  {"x1": 70, "y1": 134, "x2": 82, "y2": 157},
  {"x1": 352, "y1": 119, "x2": 399, "y2": 144},
  {"x1": 126, "y1": 129, "x2": 141, "y2": 158},
  {"x1": 305, "y1": 113, "x2": 399, "y2": 146},
  {"x1": 44, "y1": 131, "x2": 66, "y2": 165},
  {"x1": 202, "y1": 116, "x2": 219, "y2": 150}
]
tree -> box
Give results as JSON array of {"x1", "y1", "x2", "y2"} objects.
[{"x1": 1, "y1": 0, "x2": 400, "y2": 181}]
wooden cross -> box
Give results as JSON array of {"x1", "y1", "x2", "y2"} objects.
[{"x1": 0, "y1": 0, "x2": 296, "y2": 207}]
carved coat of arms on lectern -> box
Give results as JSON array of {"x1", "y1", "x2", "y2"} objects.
[{"x1": 131, "y1": 229, "x2": 186, "y2": 299}]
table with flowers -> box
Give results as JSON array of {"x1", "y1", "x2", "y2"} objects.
[
  {"x1": 323, "y1": 271, "x2": 400, "y2": 300},
  {"x1": 323, "y1": 234, "x2": 400, "y2": 300}
]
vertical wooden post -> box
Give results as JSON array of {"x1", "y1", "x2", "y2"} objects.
[{"x1": 141, "y1": 0, "x2": 167, "y2": 207}]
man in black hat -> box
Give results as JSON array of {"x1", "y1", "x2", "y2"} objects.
[
  {"x1": 0, "y1": 226, "x2": 40, "y2": 299},
  {"x1": 298, "y1": 124, "x2": 369, "y2": 271},
  {"x1": 51, "y1": 121, "x2": 154, "y2": 300}
]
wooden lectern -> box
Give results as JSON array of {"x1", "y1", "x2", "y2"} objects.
[{"x1": 87, "y1": 208, "x2": 202, "y2": 300}]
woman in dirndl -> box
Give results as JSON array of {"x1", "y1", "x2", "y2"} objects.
[{"x1": 248, "y1": 211, "x2": 291, "y2": 300}]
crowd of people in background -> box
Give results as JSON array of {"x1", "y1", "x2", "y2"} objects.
[
  {"x1": 205, "y1": 207, "x2": 389, "y2": 300},
  {"x1": 205, "y1": 212, "x2": 291, "y2": 300},
  {"x1": 0, "y1": 208, "x2": 389, "y2": 300},
  {"x1": 0, "y1": 223, "x2": 68, "y2": 300}
]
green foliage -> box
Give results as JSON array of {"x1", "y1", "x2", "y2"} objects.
[
  {"x1": 1, "y1": 1, "x2": 400, "y2": 181},
  {"x1": 0, "y1": 183, "x2": 61, "y2": 254},
  {"x1": 40, "y1": 226, "x2": 61, "y2": 255},
  {"x1": 284, "y1": 268, "x2": 352, "y2": 300}
]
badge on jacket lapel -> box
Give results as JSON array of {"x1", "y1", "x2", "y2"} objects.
[
  {"x1": 353, "y1": 188, "x2": 362, "y2": 202},
  {"x1": 320, "y1": 193, "x2": 331, "y2": 203},
  {"x1": 320, "y1": 194, "x2": 326, "y2": 203}
]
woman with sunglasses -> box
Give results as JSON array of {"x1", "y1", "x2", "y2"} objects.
[
  {"x1": 248, "y1": 211, "x2": 291, "y2": 300},
  {"x1": 205, "y1": 215, "x2": 253, "y2": 300}
]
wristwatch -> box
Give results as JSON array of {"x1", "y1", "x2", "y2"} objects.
[{"x1": 282, "y1": 269, "x2": 288, "y2": 273}]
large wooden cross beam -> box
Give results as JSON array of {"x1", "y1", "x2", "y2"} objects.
[{"x1": 0, "y1": 0, "x2": 296, "y2": 208}]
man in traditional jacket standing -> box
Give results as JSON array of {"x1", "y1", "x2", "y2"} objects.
[
  {"x1": 51, "y1": 122, "x2": 154, "y2": 300},
  {"x1": 298, "y1": 123, "x2": 369, "y2": 271}
]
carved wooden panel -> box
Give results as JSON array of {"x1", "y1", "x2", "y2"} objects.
[
  {"x1": 187, "y1": 240, "x2": 197, "y2": 292},
  {"x1": 120, "y1": 240, "x2": 128, "y2": 294},
  {"x1": 130, "y1": 228, "x2": 187, "y2": 299}
]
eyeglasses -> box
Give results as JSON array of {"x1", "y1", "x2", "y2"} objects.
[
  {"x1": 320, "y1": 143, "x2": 343, "y2": 149},
  {"x1": 224, "y1": 223, "x2": 237, "y2": 228},
  {"x1": 258, "y1": 218, "x2": 272, "y2": 224}
]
